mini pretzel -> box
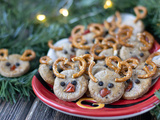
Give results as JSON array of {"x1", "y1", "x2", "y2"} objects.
[
  {"x1": 71, "y1": 25, "x2": 85, "y2": 37},
  {"x1": 0, "y1": 49, "x2": 8, "y2": 61},
  {"x1": 134, "y1": 6, "x2": 147, "y2": 23},
  {"x1": 104, "y1": 11, "x2": 121, "y2": 36},
  {"x1": 88, "y1": 23, "x2": 104, "y2": 38},
  {"x1": 72, "y1": 35, "x2": 90, "y2": 49},
  {"x1": 105, "y1": 56, "x2": 122, "y2": 73},
  {"x1": 103, "y1": 37, "x2": 119, "y2": 56},
  {"x1": 80, "y1": 54, "x2": 94, "y2": 65},
  {"x1": 90, "y1": 44, "x2": 106, "y2": 60},
  {"x1": 48, "y1": 40, "x2": 63, "y2": 51},
  {"x1": 60, "y1": 61, "x2": 75, "y2": 70},
  {"x1": 79, "y1": 54, "x2": 94, "y2": 74},
  {"x1": 115, "y1": 61, "x2": 132, "y2": 82},
  {"x1": 20, "y1": 50, "x2": 36, "y2": 61},
  {"x1": 95, "y1": 37, "x2": 105, "y2": 44},
  {"x1": 119, "y1": 25, "x2": 133, "y2": 35},
  {"x1": 115, "y1": 11, "x2": 122, "y2": 27},
  {"x1": 117, "y1": 30, "x2": 133, "y2": 47},
  {"x1": 94, "y1": 37, "x2": 108, "y2": 53},
  {"x1": 39, "y1": 56, "x2": 52, "y2": 65},
  {"x1": 121, "y1": 58, "x2": 139, "y2": 75},
  {"x1": 137, "y1": 31, "x2": 154, "y2": 51},
  {"x1": 53, "y1": 57, "x2": 69, "y2": 79},
  {"x1": 88, "y1": 61, "x2": 98, "y2": 82},
  {"x1": 108, "y1": 18, "x2": 117, "y2": 36},
  {"x1": 71, "y1": 56, "x2": 87, "y2": 78},
  {"x1": 125, "y1": 58, "x2": 139, "y2": 68},
  {"x1": 146, "y1": 52, "x2": 160, "y2": 62},
  {"x1": 138, "y1": 60, "x2": 157, "y2": 79},
  {"x1": 104, "y1": 20, "x2": 116, "y2": 31}
]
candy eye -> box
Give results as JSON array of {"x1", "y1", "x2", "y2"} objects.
[
  {"x1": 15, "y1": 62, "x2": 20, "y2": 66},
  {"x1": 135, "y1": 79, "x2": 140, "y2": 84},
  {"x1": 63, "y1": 50, "x2": 68, "y2": 54},
  {"x1": 85, "y1": 51, "x2": 90, "y2": 54},
  {"x1": 104, "y1": 64, "x2": 108, "y2": 68},
  {"x1": 139, "y1": 53, "x2": 144, "y2": 57},
  {"x1": 144, "y1": 63, "x2": 148, "y2": 66},
  {"x1": 71, "y1": 80, "x2": 77, "y2": 85},
  {"x1": 108, "y1": 83, "x2": 114, "y2": 88},
  {"x1": 6, "y1": 62, "x2": 11, "y2": 66},
  {"x1": 92, "y1": 39, "x2": 95, "y2": 43},
  {"x1": 49, "y1": 66, "x2": 52, "y2": 70},
  {"x1": 95, "y1": 52, "x2": 99, "y2": 56},
  {"x1": 98, "y1": 81, "x2": 103, "y2": 86},
  {"x1": 126, "y1": 79, "x2": 131, "y2": 83},
  {"x1": 53, "y1": 73, "x2": 56, "y2": 78},
  {"x1": 60, "y1": 82, "x2": 65, "y2": 86}
]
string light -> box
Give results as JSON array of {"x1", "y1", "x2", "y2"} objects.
[
  {"x1": 59, "y1": 8, "x2": 69, "y2": 17},
  {"x1": 104, "y1": 0, "x2": 113, "y2": 9},
  {"x1": 36, "y1": 14, "x2": 46, "y2": 21}
]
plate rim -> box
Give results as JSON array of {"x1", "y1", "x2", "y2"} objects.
[{"x1": 32, "y1": 76, "x2": 159, "y2": 119}]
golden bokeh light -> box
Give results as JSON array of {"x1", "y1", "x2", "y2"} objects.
[
  {"x1": 59, "y1": 8, "x2": 69, "y2": 17},
  {"x1": 36, "y1": 14, "x2": 46, "y2": 21}
]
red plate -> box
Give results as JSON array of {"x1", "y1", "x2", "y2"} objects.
[{"x1": 32, "y1": 40, "x2": 160, "y2": 119}]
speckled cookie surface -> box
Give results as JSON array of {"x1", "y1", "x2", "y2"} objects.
[
  {"x1": 120, "y1": 44, "x2": 150, "y2": 63},
  {"x1": 136, "y1": 62, "x2": 160, "y2": 79},
  {"x1": 83, "y1": 32, "x2": 95, "y2": 44},
  {"x1": 55, "y1": 43, "x2": 75, "y2": 59},
  {"x1": 39, "y1": 64, "x2": 55, "y2": 85},
  {"x1": 0, "y1": 54, "x2": 30, "y2": 77},
  {"x1": 123, "y1": 69, "x2": 152, "y2": 100},
  {"x1": 76, "y1": 49, "x2": 89, "y2": 57},
  {"x1": 107, "y1": 13, "x2": 144, "y2": 35},
  {"x1": 54, "y1": 70, "x2": 88, "y2": 101},
  {"x1": 76, "y1": 44, "x2": 93, "y2": 57},
  {"x1": 92, "y1": 63, "x2": 107, "y2": 75},
  {"x1": 88, "y1": 69, "x2": 125, "y2": 104},
  {"x1": 97, "y1": 48, "x2": 114, "y2": 65}
]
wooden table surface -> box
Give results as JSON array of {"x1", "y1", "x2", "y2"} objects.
[{"x1": 0, "y1": 96, "x2": 155, "y2": 120}]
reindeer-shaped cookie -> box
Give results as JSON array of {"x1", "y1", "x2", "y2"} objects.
[
  {"x1": 39, "y1": 56, "x2": 55, "y2": 85},
  {"x1": 0, "y1": 49, "x2": 36, "y2": 77},
  {"x1": 53, "y1": 56, "x2": 88, "y2": 101}
]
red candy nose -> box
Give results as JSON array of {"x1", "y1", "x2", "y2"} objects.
[
  {"x1": 65, "y1": 83, "x2": 75, "y2": 93},
  {"x1": 100, "y1": 88, "x2": 110, "y2": 97},
  {"x1": 10, "y1": 65, "x2": 16, "y2": 71}
]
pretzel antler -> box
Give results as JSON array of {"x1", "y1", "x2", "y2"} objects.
[
  {"x1": 20, "y1": 50, "x2": 36, "y2": 61},
  {"x1": 0, "y1": 49, "x2": 8, "y2": 61}
]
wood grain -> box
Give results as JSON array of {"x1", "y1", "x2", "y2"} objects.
[{"x1": 0, "y1": 96, "x2": 155, "y2": 120}]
